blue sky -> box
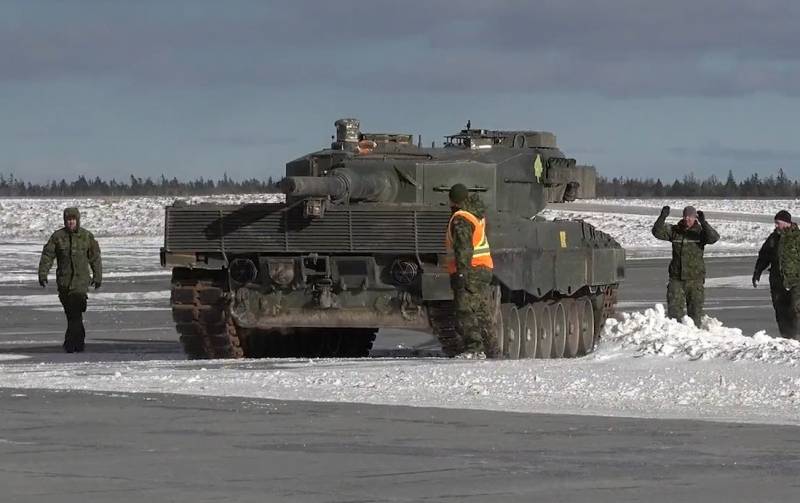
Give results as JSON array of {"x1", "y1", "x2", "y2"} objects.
[{"x1": 3, "y1": 0, "x2": 800, "y2": 183}]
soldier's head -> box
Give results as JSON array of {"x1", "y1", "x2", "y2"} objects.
[
  {"x1": 63, "y1": 207, "x2": 80, "y2": 232},
  {"x1": 682, "y1": 206, "x2": 697, "y2": 227},
  {"x1": 775, "y1": 210, "x2": 792, "y2": 230},
  {"x1": 448, "y1": 183, "x2": 469, "y2": 210}
]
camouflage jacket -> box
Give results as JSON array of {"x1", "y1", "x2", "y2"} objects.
[
  {"x1": 652, "y1": 215, "x2": 719, "y2": 280},
  {"x1": 38, "y1": 227, "x2": 102, "y2": 294},
  {"x1": 755, "y1": 224, "x2": 800, "y2": 287},
  {"x1": 450, "y1": 194, "x2": 493, "y2": 286}
]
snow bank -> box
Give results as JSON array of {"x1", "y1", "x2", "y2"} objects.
[
  {"x1": 0, "y1": 194, "x2": 283, "y2": 239},
  {"x1": 602, "y1": 304, "x2": 800, "y2": 365},
  {"x1": 541, "y1": 208, "x2": 771, "y2": 255},
  {"x1": 589, "y1": 198, "x2": 800, "y2": 216}
]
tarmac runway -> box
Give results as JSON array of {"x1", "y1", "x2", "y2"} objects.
[
  {"x1": 1, "y1": 256, "x2": 797, "y2": 501},
  {"x1": 2, "y1": 387, "x2": 799, "y2": 503}
]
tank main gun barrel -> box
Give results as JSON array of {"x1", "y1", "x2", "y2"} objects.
[{"x1": 279, "y1": 169, "x2": 397, "y2": 202}]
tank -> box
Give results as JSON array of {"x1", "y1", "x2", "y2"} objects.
[{"x1": 161, "y1": 119, "x2": 625, "y2": 359}]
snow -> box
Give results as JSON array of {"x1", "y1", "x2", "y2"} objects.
[
  {"x1": 586, "y1": 198, "x2": 800, "y2": 216},
  {"x1": 0, "y1": 290, "x2": 169, "y2": 310},
  {"x1": 2, "y1": 195, "x2": 799, "y2": 426},
  {"x1": 1, "y1": 306, "x2": 798, "y2": 426},
  {"x1": 0, "y1": 194, "x2": 283, "y2": 239},
  {"x1": 604, "y1": 304, "x2": 800, "y2": 364},
  {"x1": 542, "y1": 206, "x2": 773, "y2": 257}
]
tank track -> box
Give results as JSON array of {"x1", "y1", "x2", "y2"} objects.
[
  {"x1": 429, "y1": 284, "x2": 619, "y2": 359},
  {"x1": 170, "y1": 268, "x2": 244, "y2": 359}
]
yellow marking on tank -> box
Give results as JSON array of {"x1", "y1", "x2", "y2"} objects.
[
  {"x1": 560, "y1": 231, "x2": 567, "y2": 248},
  {"x1": 533, "y1": 154, "x2": 543, "y2": 182}
]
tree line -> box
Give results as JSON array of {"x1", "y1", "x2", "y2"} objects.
[
  {"x1": 597, "y1": 169, "x2": 799, "y2": 198},
  {"x1": 0, "y1": 173, "x2": 281, "y2": 197},
  {"x1": 2, "y1": 169, "x2": 798, "y2": 198}
]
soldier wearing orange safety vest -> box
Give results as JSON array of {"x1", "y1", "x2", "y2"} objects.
[{"x1": 446, "y1": 183, "x2": 494, "y2": 359}]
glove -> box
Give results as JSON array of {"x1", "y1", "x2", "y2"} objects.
[
  {"x1": 38, "y1": 277, "x2": 47, "y2": 288},
  {"x1": 91, "y1": 279, "x2": 101, "y2": 290},
  {"x1": 697, "y1": 210, "x2": 705, "y2": 222},
  {"x1": 450, "y1": 273, "x2": 466, "y2": 291},
  {"x1": 752, "y1": 272, "x2": 760, "y2": 288},
  {"x1": 660, "y1": 206, "x2": 670, "y2": 218}
]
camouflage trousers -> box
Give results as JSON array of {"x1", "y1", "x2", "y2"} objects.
[
  {"x1": 453, "y1": 270, "x2": 493, "y2": 353},
  {"x1": 667, "y1": 279, "x2": 705, "y2": 327},
  {"x1": 769, "y1": 283, "x2": 800, "y2": 340}
]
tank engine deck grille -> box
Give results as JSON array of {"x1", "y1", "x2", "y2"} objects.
[{"x1": 165, "y1": 204, "x2": 450, "y2": 254}]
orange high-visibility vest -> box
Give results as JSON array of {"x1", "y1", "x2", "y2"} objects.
[{"x1": 445, "y1": 210, "x2": 494, "y2": 273}]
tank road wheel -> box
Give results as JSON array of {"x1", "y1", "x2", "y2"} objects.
[
  {"x1": 564, "y1": 299, "x2": 581, "y2": 358},
  {"x1": 578, "y1": 297, "x2": 596, "y2": 355},
  {"x1": 520, "y1": 305, "x2": 537, "y2": 359},
  {"x1": 484, "y1": 286, "x2": 504, "y2": 358},
  {"x1": 550, "y1": 301, "x2": 567, "y2": 359},
  {"x1": 533, "y1": 303, "x2": 553, "y2": 359},
  {"x1": 501, "y1": 304, "x2": 521, "y2": 360}
]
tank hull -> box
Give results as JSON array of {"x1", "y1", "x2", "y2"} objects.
[{"x1": 163, "y1": 202, "x2": 623, "y2": 359}]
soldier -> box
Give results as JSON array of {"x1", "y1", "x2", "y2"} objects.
[
  {"x1": 752, "y1": 210, "x2": 800, "y2": 339},
  {"x1": 652, "y1": 205, "x2": 719, "y2": 326},
  {"x1": 38, "y1": 207, "x2": 102, "y2": 353},
  {"x1": 446, "y1": 184, "x2": 494, "y2": 359}
]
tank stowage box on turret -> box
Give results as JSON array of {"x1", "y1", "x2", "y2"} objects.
[{"x1": 161, "y1": 120, "x2": 625, "y2": 359}]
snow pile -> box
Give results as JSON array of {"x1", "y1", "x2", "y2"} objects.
[
  {"x1": 602, "y1": 304, "x2": 800, "y2": 365},
  {"x1": 0, "y1": 194, "x2": 283, "y2": 239},
  {"x1": 589, "y1": 198, "x2": 800, "y2": 216}
]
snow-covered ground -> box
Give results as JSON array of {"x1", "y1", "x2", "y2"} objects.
[
  {"x1": 586, "y1": 198, "x2": 800, "y2": 216},
  {"x1": 542, "y1": 198, "x2": 797, "y2": 257},
  {"x1": 2, "y1": 195, "x2": 799, "y2": 426},
  {"x1": 0, "y1": 194, "x2": 282, "y2": 286},
  {"x1": 0, "y1": 306, "x2": 798, "y2": 425}
]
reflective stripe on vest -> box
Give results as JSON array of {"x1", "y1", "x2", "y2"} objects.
[{"x1": 445, "y1": 210, "x2": 494, "y2": 273}]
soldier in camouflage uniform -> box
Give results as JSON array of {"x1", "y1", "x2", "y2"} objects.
[
  {"x1": 652, "y1": 205, "x2": 719, "y2": 326},
  {"x1": 752, "y1": 210, "x2": 800, "y2": 339},
  {"x1": 447, "y1": 184, "x2": 494, "y2": 359},
  {"x1": 38, "y1": 207, "x2": 102, "y2": 353}
]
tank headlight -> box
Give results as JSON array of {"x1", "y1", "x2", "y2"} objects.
[
  {"x1": 229, "y1": 258, "x2": 258, "y2": 284},
  {"x1": 268, "y1": 258, "x2": 295, "y2": 287}
]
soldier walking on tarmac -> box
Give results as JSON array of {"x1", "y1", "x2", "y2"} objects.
[
  {"x1": 446, "y1": 184, "x2": 494, "y2": 359},
  {"x1": 652, "y1": 205, "x2": 719, "y2": 326},
  {"x1": 38, "y1": 207, "x2": 102, "y2": 353},
  {"x1": 752, "y1": 210, "x2": 800, "y2": 340}
]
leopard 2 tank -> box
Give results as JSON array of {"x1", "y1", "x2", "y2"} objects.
[{"x1": 161, "y1": 119, "x2": 624, "y2": 359}]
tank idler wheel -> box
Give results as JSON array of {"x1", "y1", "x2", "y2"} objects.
[
  {"x1": 533, "y1": 303, "x2": 553, "y2": 359},
  {"x1": 500, "y1": 304, "x2": 521, "y2": 360},
  {"x1": 484, "y1": 286, "x2": 503, "y2": 358},
  {"x1": 578, "y1": 297, "x2": 596, "y2": 355},
  {"x1": 564, "y1": 299, "x2": 581, "y2": 358},
  {"x1": 520, "y1": 305, "x2": 537, "y2": 359},
  {"x1": 550, "y1": 301, "x2": 567, "y2": 359}
]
